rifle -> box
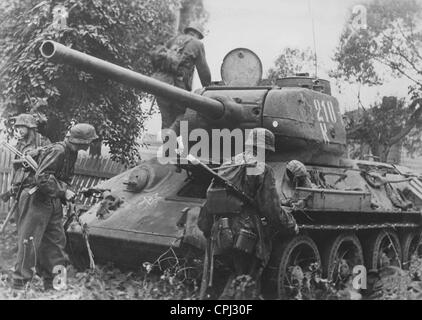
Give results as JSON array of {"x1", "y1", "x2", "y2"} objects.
[
  {"x1": 0, "y1": 201, "x2": 18, "y2": 234},
  {"x1": 199, "y1": 237, "x2": 211, "y2": 300},
  {"x1": 2, "y1": 141, "x2": 39, "y2": 196},
  {"x1": 0, "y1": 142, "x2": 40, "y2": 232},
  {"x1": 186, "y1": 155, "x2": 266, "y2": 295},
  {"x1": 2, "y1": 141, "x2": 38, "y2": 171},
  {"x1": 64, "y1": 201, "x2": 96, "y2": 270},
  {"x1": 80, "y1": 187, "x2": 111, "y2": 198},
  {"x1": 63, "y1": 187, "x2": 109, "y2": 230},
  {"x1": 63, "y1": 188, "x2": 111, "y2": 271},
  {"x1": 186, "y1": 155, "x2": 260, "y2": 211}
]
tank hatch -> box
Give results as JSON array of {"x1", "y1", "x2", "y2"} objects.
[
  {"x1": 276, "y1": 75, "x2": 332, "y2": 96},
  {"x1": 221, "y1": 48, "x2": 263, "y2": 86}
]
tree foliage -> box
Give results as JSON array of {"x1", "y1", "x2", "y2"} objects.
[
  {"x1": 267, "y1": 48, "x2": 316, "y2": 83},
  {"x1": 0, "y1": 0, "x2": 206, "y2": 164},
  {"x1": 178, "y1": 0, "x2": 209, "y2": 34},
  {"x1": 345, "y1": 97, "x2": 422, "y2": 161},
  {"x1": 333, "y1": 0, "x2": 422, "y2": 160},
  {"x1": 333, "y1": 0, "x2": 422, "y2": 96}
]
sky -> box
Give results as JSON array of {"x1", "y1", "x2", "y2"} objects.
[{"x1": 145, "y1": 0, "x2": 412, "y2": 133}]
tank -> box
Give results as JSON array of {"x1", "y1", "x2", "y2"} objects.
[{"x1": 40, "y1": 41, "x2": 422, "y2": 298}]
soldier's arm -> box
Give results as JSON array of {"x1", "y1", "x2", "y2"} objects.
[
  {"x1": 194, "y1": 42, "x2": 211, "y2": 87},
  {"x1": 35, "y1": 146, "x2": 69, "y2": 200},
  {"x1": 255, "y1": 166, "x2": 281, "y2": 224},
  {"x1": 257, "y1": 166, "x2": 298, "y2": 234}
]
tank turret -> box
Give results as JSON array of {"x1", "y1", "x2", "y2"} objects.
[
  {"x1": 40, "y1": 42, "x2": 422, "y2": 296},
  {"x1": 40, "y1": 41, "x2": 346, "y2": 165}
]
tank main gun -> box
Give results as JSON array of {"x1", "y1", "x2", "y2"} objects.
[
  {"x1": 39, "y1": 41, "x2": 241, "y2": 122},
  {"x1": 40, "y1": 41, "x2": 347, "y2": 166}
]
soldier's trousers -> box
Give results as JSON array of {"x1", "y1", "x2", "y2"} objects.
[
  {"x1": 12, "y1": 188, "x2": 67, "y2": 284},
  {"x1": 156, "y1": 96, "x2": 186, "y2": 135},
  {"x1": 152, "y1": 72, "x2": 187, "y2": 136},
  {"x1": 219, "y1": 250, "x2": 262, "y2": 300}
]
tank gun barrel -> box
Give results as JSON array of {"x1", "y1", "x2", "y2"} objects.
[{"x1": 39, "y1": 41, "x2": 224, "y2": 120}]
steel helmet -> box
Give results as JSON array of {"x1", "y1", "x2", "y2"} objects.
[
  {"x1": 66, "y1": 123, "x2": 98, "y2": 144},
  {"x1": 184, "y1": 23, "x2": 205, "y2": 40},
  {"x1": 245, "y1": 128, "x2": 275, "y2": 152},
  {"x1": 14, "y1": 114, "x2": 37, "y2": 129},
  {"x1": 286, "y1": 160, "x2": 308, "y2": 177}
]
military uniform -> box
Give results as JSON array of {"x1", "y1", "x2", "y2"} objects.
[
  {"x1": 198, "y1": 129, "x2": 297, "y2": 299},
  {"x1": 150, "y1": 25, "x2": 211, "y2": 134},
  {"x1": 11, "y1": 114, "x2": 50, "y2": 189},
  {"x1": 12, "y1": 123, "x2": 97, "y2": 290},
  {"x1": 285, "y1": 160, "x2": 314, "y2": 188}
]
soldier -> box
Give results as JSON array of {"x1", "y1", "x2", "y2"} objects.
[
  {"x1": 150, "y1": 23, "x2": 211, "y2": 135},
  {"x1": 11, "y1": 113, "x2": 50, "y2": 182},
  {"x1": 12, "y1": 123, "x2": 98, "y2": 291},
  {"x1": 0, "y1": 114, "x2": 51, "y2": 207},
  {"x1": 285, "y1": 160, "x2": 314, "y2": 188},
  {"x1": 198, "y1": 128, "x2": 298, "y2": 299}
]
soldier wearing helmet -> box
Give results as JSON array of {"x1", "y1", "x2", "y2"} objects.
[
  {"x1": 12, "y1": 123, "x2": 98, "y2": 291},
  {"x1": 198, "y1": 128, "x2": 298, "y2": 299},
  {"x1": 13, "y1": 113, "x2": 50, "y2": 154},
  {"x1": 150, "y1": 23, "x2": 211, "y2": 135},
  {"x1": 285, "y1": 160, "x2": 314, "y2": 188},
  {"x1": 7, "y1": 114, "x2": 51, "y2": 199}
]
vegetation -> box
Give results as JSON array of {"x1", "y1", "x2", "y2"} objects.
[
  {"x1": 266, "y1": 48, "x2": 316, "y2": 83},
  {"x1": 333, "y1": 0, "x2": 422, "y2": 160},
  {"x1": 345, "y1": 97, "x2": 422, "y2": 161},
  {"x1": 0, "y1": 0, "x2": 207, "y2": 164}
]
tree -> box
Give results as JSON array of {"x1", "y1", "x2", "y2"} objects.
[
  {"x1": 333, "y1": 0, "x2": 422, "y2": 160},
  {"x1": 266, "y1": 48, "x2": 317, "y2": 84},
  {"x1": 178, "y1": 0, "x2": 209, "y2": 34},
  {"x1": 333, "y1": 0, "x2": 422, "y2": 96},
  {"x1": 0, "y1": 0, "x2": 207, "y2": 164},
  {"x1": 345, "y1": 97, "x2": 422, "y2": 162}
]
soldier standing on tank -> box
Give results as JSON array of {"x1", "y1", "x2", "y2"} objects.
[
  {"x1": 12, "y1": 123, "x2": 98, "y2": 291},
  {"x1": 150, "y1": 23, "x2": 212, "y2": 135},
  {"x1": 198, "y1": 128, "x2": 298, "y2": 299}
]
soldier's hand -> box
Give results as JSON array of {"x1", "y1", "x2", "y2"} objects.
[
  {"x1": 65, "y1": 189, "x2": 76, "y2": 201},
  {"x1": 0, "y1": 192, "x2": 11, "y2": 203},
  {"x1": 294, "y1": 224, "x2": 299, "y2": 235}
]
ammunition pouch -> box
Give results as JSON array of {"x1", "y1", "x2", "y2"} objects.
[
  {"x1": 234, "y1": 228, "x2": 257, "y2": 254},
  {"x1": 211, "y1": 217, "x2": 258, "y2": 255},
  {"x1": 205, "y1": 185, "x2": 243, "y2": 217},
  {"x1": 212, "y1": 217, "x2": 234, "y2": 251}
]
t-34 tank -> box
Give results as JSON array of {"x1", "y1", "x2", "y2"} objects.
[{"x1": 40, "y1": 41, "x2": 422, "y2": 298}]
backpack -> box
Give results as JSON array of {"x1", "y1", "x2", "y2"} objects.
[{"x1": 150, "y1": 36, "x2": 193, "y2": 74}]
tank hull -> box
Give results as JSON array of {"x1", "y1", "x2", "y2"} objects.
[{"x1": 67, "y1": 157, "x2": 422, "y2": 269}]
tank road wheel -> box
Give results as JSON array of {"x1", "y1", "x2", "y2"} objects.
[
  {"x1": 264, "y1": 235, "x2": 321, "y2": 299},
  {"x1": 364, "y1": 230, "x2": 402, "y2": 270},
  {"x1": 322, "y1": 233, "x2": 364, "y2": 286},
  {"x1": 401, "y1": 231, "x2": 422, "y2": 269}
]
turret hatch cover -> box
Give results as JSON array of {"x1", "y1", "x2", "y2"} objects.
[{"x1": 221, "y1": 48, "x2": 263, "y2": 86}]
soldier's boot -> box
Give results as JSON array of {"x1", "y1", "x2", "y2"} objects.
[
  {"x1": 11, "y1": 278, "x2": 27, "y2": 291},
  {"x1": 219, "y1": 274, "x2": 236, "y2": 300},
  {"x1": 43, "y1": 278, "x2": 54, "y2": 291}
]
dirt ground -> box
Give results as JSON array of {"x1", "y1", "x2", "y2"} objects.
[
  {"x1": 2, "y1": 220, "x2": 422, "y2": 300},
  {"x1": 0, "y1": 222, "x2": 199, "y2": 300}
]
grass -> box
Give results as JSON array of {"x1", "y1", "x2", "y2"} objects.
[{"x1": 2, "y1": 222, "x2": 422, "y2": 300}]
